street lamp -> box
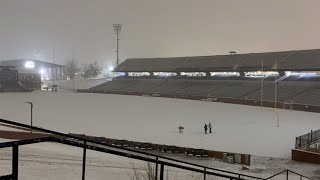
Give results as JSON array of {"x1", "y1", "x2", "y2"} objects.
[
  {"x1": 113, "y1": 24, "x2": 122, "y2": 66},
  {"x1": 25, "y1": 102, "x2": 33, "y2": 133}
]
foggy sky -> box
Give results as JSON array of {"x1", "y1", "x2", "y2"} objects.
[{"x1": 1, "y1": 0, "x2": 320, "y2": 67}]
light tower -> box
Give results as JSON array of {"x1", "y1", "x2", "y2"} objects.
[{"x1": 113, "y1": 24, "x2": 122, "y2": 66}]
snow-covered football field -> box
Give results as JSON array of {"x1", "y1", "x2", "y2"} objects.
[{"x1": 1, "y1": 91, "x2": 319, "y2": 158}]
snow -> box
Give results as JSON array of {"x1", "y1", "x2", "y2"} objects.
[
  {"x1": 43, "y1": 78, "x2": 110, "y2": 90},
  {"x1": 0, "y1": 141, "x2": 319, "y2": 180},
  {"x1": 1, "y1": 91, "x2": 320, "y2": 158},
  {"x1": 1, "y1": 91, "x2": 320, "y2": 179}
]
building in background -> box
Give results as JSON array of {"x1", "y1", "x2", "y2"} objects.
[{"x1": 0, "y1": 66, "x2": 32, "y2": 92}]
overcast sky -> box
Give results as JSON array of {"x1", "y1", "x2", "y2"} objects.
[{"x1": 0, "y1": 0, "x2": 320, "y2": 67}]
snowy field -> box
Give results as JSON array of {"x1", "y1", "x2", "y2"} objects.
[
  {"x1": 1, "y1": 138, "x2": 319, "y2": 180},
  {"x1": 0, "y1": 91, "x2": 320, "y2": 158},
  {"x1": 0, "y1": 91, "x2": 320, "y2": 179},
  {"x1": 43, "y1": 79, "x2": 110, "y2": 91}
]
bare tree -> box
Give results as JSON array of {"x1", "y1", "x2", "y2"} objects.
[
  {"x1": 65, "y1": 60, "x2": 80, "y2": 91},
  {"x1": 81, "y1": 61, "x2": 102, "y2": 79},
  {"x1": 65, "y1": 59, "x2": 79, "y2": 80}
]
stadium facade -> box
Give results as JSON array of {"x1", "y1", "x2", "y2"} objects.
[{"x1": 83, "y1": 49, "x2": 320, "y2": 112}]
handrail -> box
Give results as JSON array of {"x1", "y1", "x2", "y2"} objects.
[
  {"x1": 265, "y1": 170, "x2": 314, "y2": 180},
  {"x1": 0, "y1": 119, "x2": 315, "y2": 180},
  {"x1": 288, "y1": 170, "x2": 314, "y2": 180},
  {"x1": 265, "y1": 170, "x2": 287, "y2": 179},
  {"x1": 0, "y1": 118, "x2": 261, "y2": 180},
  {"x1": 0, "y1": 136, "x2": 246, "y2": 180}
]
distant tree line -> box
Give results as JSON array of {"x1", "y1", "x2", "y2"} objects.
[{"x1": 64, "y1": 60, "x2": 102, "y2": 79}]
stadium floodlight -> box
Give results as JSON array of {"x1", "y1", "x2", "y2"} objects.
[
  {"x1": 109, "y1": 66, "x2": 114, "y2": 71},
  {"x1": 39, "y1": 69, "x2": 45, "y2": 74},
  {"x1": 113, "y1": 24, "x2": 122, "y2": 66},
  {"x1": 25, "y1": 61, "x2": 35, "y2": 69}
]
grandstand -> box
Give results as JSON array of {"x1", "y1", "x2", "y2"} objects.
[{"x1": 86, "y1": 49, "x2": 320, "y2": 112}]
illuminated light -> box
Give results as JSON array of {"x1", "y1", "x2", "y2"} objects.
[
  {"x1": 116, "y1": 72, "x2": 126, "y2": 76},
  {"x1": 285, "y1": 71, "x2": 292, "y2": 76},
  {"x1": 154, "y1": 72, "x2": 177, "y2": 77},
  {"x1": 46, "y1": 77, "x2": 49, "y2": 80},
  {"x1": 211, "y1": 72, "x2": 240, "y2": 77},
  {"x1": 25, "y1": 61, "x2": 35, "y2": 69},
  {"x1": 39, "y1": 69, "x2": 45, "y2": 74},
  {"x1": 128, "y1": 72, "x2": 150, "y2": 77},
  {"x1": 109, "y1": 66, "x2": 114, "y2": 71}
]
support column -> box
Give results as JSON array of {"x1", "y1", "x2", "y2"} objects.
[
  {"x1": 12, "y1": 145, "x2": 19, "y2": 180},
  {"x1": 155, "y1": 157, "x2": 159, "y2": 180},
  {"x1": 55, "y1": 67, "x2": 58, "y2": 80},
  {"x1": 82, "y1": 141, "x2": 87, "y2": 180},
  {"x1": 159, "y1": 164, "x2": 164, "y2": 180}
]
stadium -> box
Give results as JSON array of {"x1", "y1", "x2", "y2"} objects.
[
  {"x1": 1, "y1": 49, "x2": 319, "y2": 179},
  {"x1": 85, "y1": 49, "x2": 320, "y2": 113},
  {"x1": 1, "y1": 0, "x2": 320, "y2": 178}
]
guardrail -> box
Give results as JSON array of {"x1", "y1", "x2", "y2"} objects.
[
  {"x1": 295, "y1": 129, "x2": 320, "y2": 149},
  {"x1": 0, "y1": 119, "x2": 314, "y2": 180},
  {"x1": 0, "y1": 118, "x2": 257, "y2": 180}
]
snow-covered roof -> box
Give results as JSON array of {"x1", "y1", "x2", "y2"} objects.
[
  {"x1": 0, "y1": 59, "x2": 64, "y2": 68},
  {"x1": 115, "y1": 49, "x2": 320, "y2": 72}
]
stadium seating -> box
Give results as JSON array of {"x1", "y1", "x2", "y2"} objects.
[
  {"x1": 292, "y1": 88, "x2": 320, "y2": 105},
  {"x1": 175, "y1": 80, "x2": 225, "y2": 95},
  {"x1": 245, "y1": 82, "x2": 314, "y2": 102},
  {"x1": 147, "y1": 79, "x2": 189, "y2": 94},
  {"x1": 90, "y1": 76, "x2": 320, "y2": 106},
  {"x1": 91, "y1": 78, "x2": 136, "y2": 91},
  {"x1": 208, "y1": 81, "x2": 261, "y2": 98},
  {"x1": 122, "y1": 79, "x2": 166, "y2": 92}
]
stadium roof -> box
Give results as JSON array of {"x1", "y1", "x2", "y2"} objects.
[
  {"x1": 0, "y1": 59, "x2": 64, "y2": 68},
  {"x1": 114, "y1": 49, "x2": 320, "y2": 72}
]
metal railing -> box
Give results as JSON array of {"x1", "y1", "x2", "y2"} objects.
[
  {"x1": 295, "y1": 129, "x2": 320, "y2": 149},
  {"x1": 265, "y1": 170, "x2": 314, "y2": 180},
  {"x1": 0, "y1": 118, "x2": 315, "y2": 180}
]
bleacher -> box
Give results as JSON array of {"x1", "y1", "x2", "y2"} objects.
[
  {"x1": 91, "y1": 77, "x2": 320, "y2": 105},
  {"x1": 208, "y1": 81, "x2": 261, "y2": 98},
  {"x1": 88, "y1": 49, "x2": 320, "y2": 110},
  {"x1": 292, "y1": 88, "x2": 320, "y2": 105},
  {"x1": 148, "y1": 79, "x2": 189, "y2": 94},
  {"x1": 175, "y1": 80, "x2": 225, "y2": 96},
  {"x1": 122, "y1": 79, "x2": 166, "y2": 92},
  {"x1": 246, "y1": 82, "x2": 315, "y2": 102},
  {"x1": 91, "y1": 78, "x2": 136, "y2": 91}
]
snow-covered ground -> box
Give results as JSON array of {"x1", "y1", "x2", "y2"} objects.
[
  {"x1": 43, "y1": 79, "x2": 110, "y2": 91},
  {"x1": 1, "y1": 91, "x2": 320, "y2": 158},
  {"x1": 0, "y1": 138, "x2": 319, "y2": 180},
  {"x1": 0, "y1": 91, "x2": 320, "y2": 179}
]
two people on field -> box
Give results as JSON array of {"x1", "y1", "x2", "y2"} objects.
[{"x1": 204, "y1": 122, "x2": 212, "y2": 134}]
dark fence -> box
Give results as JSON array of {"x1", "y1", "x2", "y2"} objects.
[{"x1": 295, "y1": 129, "x2": 320, "y2": 149}]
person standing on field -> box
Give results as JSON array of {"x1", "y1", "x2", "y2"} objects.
[
  {"x1": 204, "y1": 124, "x2": 208, "y2": 134},
  {"x1": 208, "y1": 122, "x2": 212, "y2": 133}
]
